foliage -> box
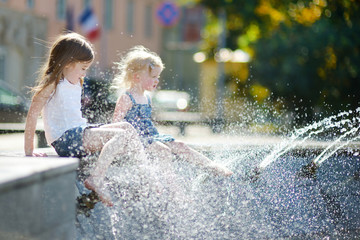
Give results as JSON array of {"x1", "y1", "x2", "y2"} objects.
[{"x1": 194, "y1": 0, "x2": 360, "y2": 124}]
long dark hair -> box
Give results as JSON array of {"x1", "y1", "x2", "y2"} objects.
[{"x1": 32, "y1": 32, "x2": 94, "y2": 96}]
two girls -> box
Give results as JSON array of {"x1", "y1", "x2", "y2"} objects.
[{"x1": 25, "y1": 33, "x2": 232, "y2": 208}]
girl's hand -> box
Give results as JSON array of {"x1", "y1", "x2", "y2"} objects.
[
  {"x1": 27, "y1": 152, "x2": 48, "y2": 157},
  {"x1": 34, "y1": 152, "x2": 48, "y2": 157}
]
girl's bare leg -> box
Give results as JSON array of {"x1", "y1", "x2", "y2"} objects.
[
  {"x1": 145, "y1": 141, "x2": 173, "y2": 163},
  {"x1": 145, "y1": 142, "x2": 190, "y2": 202},
  {"x1": 165, "y1": 141, "x2": 233, "y2": 177},
  {"x1": 82, "y1": 122, "x2": 147, "y2": 206}
]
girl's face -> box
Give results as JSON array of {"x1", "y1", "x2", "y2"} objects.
[
  {"x1": 63, "y1": 61, "x2": 92, "y2": 84},
  {"x1": 137, "y1": 66, "x2": 162, "y2": 92}
]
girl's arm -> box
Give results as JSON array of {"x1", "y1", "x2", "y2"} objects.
[
  {"x1": 112, "y1": 94, "x2": 133, "y2": 123},
  {"x1": 24, "y1": 83, "x2": 55, "y2": 156}
]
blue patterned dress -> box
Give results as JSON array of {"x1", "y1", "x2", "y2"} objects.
[{"x1": 124, "y1": 92, "x2": 175, "y2": 146}]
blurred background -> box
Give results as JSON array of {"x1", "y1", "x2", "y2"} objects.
[{"x1": 0, "y1": 0, "x2": 359, "y2": 137}]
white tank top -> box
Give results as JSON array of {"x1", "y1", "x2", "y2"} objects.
[{"x1": 43, "y1": 78, "x2": 87, "y2": 144}]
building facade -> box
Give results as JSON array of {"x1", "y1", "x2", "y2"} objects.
[{"x1": 0, "y1": 0, "x2": 163, "y2": 96}]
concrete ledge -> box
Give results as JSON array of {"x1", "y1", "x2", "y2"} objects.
[
  {"x1": 0, "y1": 156, "x2": 78, "y2": 191},
  {"x1": 0, "y1": 155, "x2": 78, "y2": 240}
]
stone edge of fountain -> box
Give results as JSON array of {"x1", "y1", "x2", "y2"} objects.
[{"x1": 0, "y1": 155, "x2": 78, "y2": 239}]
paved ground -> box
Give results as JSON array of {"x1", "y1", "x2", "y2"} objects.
[
  {"x1": 0, "y1": 124, "x2": 285, "y2": 154},
  {"x1": 0, "y1": 133, "x2": 28, "y2": 152},
  {"x1": 1, "y1": 123, "x2": 358, "y2": 155}
]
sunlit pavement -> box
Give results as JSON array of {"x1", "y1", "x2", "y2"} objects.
[
  {"x1": 0, "y1": 124, "x2": 284, "y2": 154},
  {"x1": 1, "y1": 123, "x2": 359, "y2": 155},
  {"x1": 0, "y1": 133, "x2": 27, "y2": 152}
]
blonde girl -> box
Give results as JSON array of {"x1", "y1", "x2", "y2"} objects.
[
  {"x1": 112, "y1": 45, "x2": 233, "y2": 177},
  {"x1": 24, "y1": 33, "x2": 148, "y2": 206}
]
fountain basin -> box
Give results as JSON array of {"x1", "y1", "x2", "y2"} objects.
[
  {"x1": 0, "y1": 156, "x2": 78, "y2": 240},
  {"x1": 72, "y1": 137, "x2": 360, "y2": 239},
  {"x1": 189, "y1": 139, "x2": 360, "y2": 239}
]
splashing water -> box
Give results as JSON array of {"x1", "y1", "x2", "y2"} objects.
[
  {"x1": 75, "y1": 108, "x2": 360, "y2": 239},
  {"x1": 258, "y1": 107, "x2": 360, "y2": 170}
]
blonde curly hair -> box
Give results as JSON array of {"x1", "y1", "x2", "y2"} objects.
[{"x1": 113, "y1": 45, "x2": 164, "y2": 89}]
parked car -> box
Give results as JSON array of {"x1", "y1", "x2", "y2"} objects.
[
  {"x1": 0, "y1": 80, "x2": 29, "y2": 123},
  {"x1": 150, "y1": 90, "x2": 204, "y2": 135},
  {"x1": 150, "y1": 90, "x2": 190, "y2": 113}
]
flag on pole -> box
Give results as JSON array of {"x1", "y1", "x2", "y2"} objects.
[{"x1": 79, "y1": 6, "x2": 100, "y2": 41}]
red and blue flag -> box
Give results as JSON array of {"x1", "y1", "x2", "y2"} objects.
[{"x1": 79, "y1": 6, "x2": 100, "y2": 41}]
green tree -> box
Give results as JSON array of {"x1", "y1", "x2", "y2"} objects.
[{"x1": 195, "y1": 0, "x2": 360, "y2": 124}]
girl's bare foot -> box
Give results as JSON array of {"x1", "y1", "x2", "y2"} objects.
[
  {"x1": 84, "y1": 177, "x2": 114, "y2": 207},
  {"x1": 219, "y1": 167, "x2": 233, "y2": 176},
  {"x1": 209, "y1": 163, "x2": 233, "y2": 177}
]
